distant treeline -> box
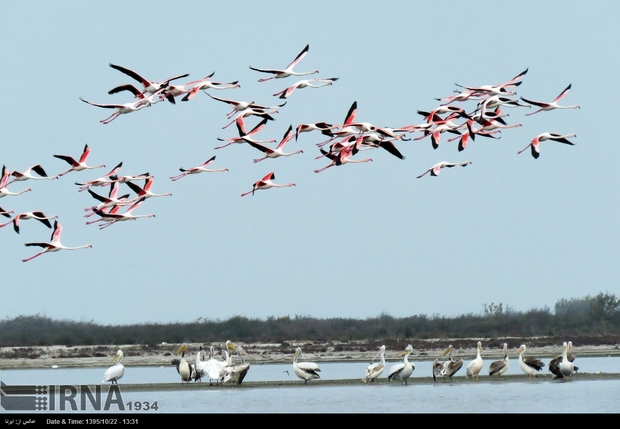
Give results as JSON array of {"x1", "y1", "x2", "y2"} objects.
[{"x1": 2, "y1": 293, "x2": 619, "y2": 347}]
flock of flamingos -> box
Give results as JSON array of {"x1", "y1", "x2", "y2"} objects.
[{"x1": 2, "y1": 44, "x2": 579, "y2": 262}]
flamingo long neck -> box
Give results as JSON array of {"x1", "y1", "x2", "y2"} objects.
[{"x1": 65, "y1": 244, "x2": 91, "y2": 250}]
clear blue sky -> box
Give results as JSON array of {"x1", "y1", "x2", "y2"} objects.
[{"x1": 1, "y1": 1, "x2": 617, "y2": 325}]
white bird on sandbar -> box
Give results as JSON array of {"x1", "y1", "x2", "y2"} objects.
[
  {"x1": 387, "y1": 344, "x2": 415, "y2": 385},
  {"x1": 173, "y1": 344, "x2": 193, "y2": 383},
  {"x1": 362, "y1": 345, "x2": 386, "y2": 383},
  {"x1": 291, "y1": 347, "x2": 320, "y2": 385},
  {"x1": 516, "y1": 344, "x2": 545, "y2": 381},
  {"x1": 559, "y1": 341, "x2": 577, "y2": 381},
  {"x1": 102, "y1": 350, "x2": 124, "y2": 384},
  {"x1": 466, "y1": 341, "x2": 483, "y2": 381},
  {"x1": 434, "y1": 344, "x2": 463, "y2": 382},
  {"x1": 488, "y1": 343, "x2": 509, "y2": 380}
]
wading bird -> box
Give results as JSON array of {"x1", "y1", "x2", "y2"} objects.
[
  {"x1": 435, "y1": 344, "x2": 463, "y2": 382},
  {"x1": 466, "y1": 342, "x2": 483, "y2": 381},
  {"x1": 488, "y1": 343, "x2": 509, "y2": 380},
  {"x1": 103, "y1": 350, "x2": 124, "y2": 384},
  {"x1": 387, "y1": 344, "x2": 415, "y2": 385},
  {"x1": 174, "y1": 344, "x2": 193, "y2": 383},
  {"x1": 291, "y1": 347, "x2": 320, "y2": 385},
  {"x1": 516, "y1": 344, "x2": 545, "y2": 381},
  {"x1": 362, "y1": 345, "x2": 386, "y2": 383}
]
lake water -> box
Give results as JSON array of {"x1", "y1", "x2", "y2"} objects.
[{"x1": 1, "y1": 357, "x2": 618, "y2": 413}]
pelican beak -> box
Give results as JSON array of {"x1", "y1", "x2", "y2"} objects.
[{"x1": 174, "y1": 344, "x2": 187, "y2": 355}]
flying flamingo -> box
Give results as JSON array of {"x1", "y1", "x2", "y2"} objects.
[
  {"x1": 181, "y1": 78, "x2": 241, "y2": 102},
  {"x1": 0, "y1": 211, "x2": 57, "y2": 234},
  {"x1": 416, "y1": 161, "x2": 472, "y2": 179},
  {"x1": 249, "y1": 44, "x2": 318, "y2": 82},
  {"x1": 315, "y1": 101, "x2": 359, "y2": 147},
  {"x1": 295, "y1": 122, "x2": 335, "y2": 141},
  {"x1": 520, "y1": 84, "x2": 580, "y2": 116},
  {"x1": 109, "y1": 74, "x2": 212, "y2": 104},
  {"x1": 108, "y1": 63, "x2": 189, "y2": 95},
  {"x1": 91, "y1": 197, "x2": 155, "y2": 230},
  {"x1": 169, "y1": 156, "x2": 228, "y2": 181},
  {"x1": 272, "y1": 78, "x2": 338, "y2": 100},
  {"x1": 244, "y1": 125, "x2": 303, "y2": 163},
  {"x1": 314, "y1": 145, "x2": 373, "y2": 174},
  {"x1": 53, "y1": 144, "x2": 105, "y2": 177},
  {"x1": 207, "y1": 93, "x2": 286, "y2": 119},
  {"x1": 240, "y1": 172, "x2": 295, "y2": 197},
  {"x1": 75, "y1": 162, "x2": 123, "y2": 192},
  {"x1": 84, "y1": 183, "x2": 132, "y2": 218},
  {"x1": 0, "y1": 165, "x2": 31, "y2": 198},
  {"x1": 113, "y1": 172, "x2": 151, "y2": 184},
  {"x1": 455, "y1": 68, "x2": 529, "y2": 96},
  {"x1": 0, "y1": 207, "x2": 14, "y2": 218},
  {"x1": 22, "y1": 220, "x2": 92, "y2": 262},
  {"x1": 417, "y1": 106, "x2": 470, "y2": 123},
  {"x1": 215, "y1": 117, "x2": 275, "y2": 150},
  {"x1": 80, "y1": 97, "x2": 152, "y2": 124},
  {"x1": 354, "y1": 134, "x2": 406, "y2": 160},
  {"x1": 517, "y1": 133, "x2": 576, "y2": 159},
  {"x1": 156, "y1": 73, "x2": 216, "y2": 103},
  {"x1": 107, "y1": 84, "x2": 167, "y2": 107},
  {"x1": 8, "y1": 165, "x2": 57, "y2": 185},
  {"x1": 125, "y1": 176, "x2": 172, "y2": 200},
  {"x1": 221, "y1": 107, "x2": 278, "y2": 130}
]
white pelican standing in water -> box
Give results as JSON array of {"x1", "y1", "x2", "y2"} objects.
[
  {"x1": 291, "y1": 347, "x2": 321, "y2": 385},
  {"x1": 194, "y1": 346, "x2": 209, "y2": 382},
  {"x1": 387, "y1": 344, "x2": 415, "y2": 385},
  {"x1": 559, "y1": 342, "x2": 577, "y2": 380},
  {"x1": 434, "y1": 344, "x2": 463, "y2": 382},
  {"x1": 488, "y1": 343, "x2": 509, "y2": 380},
  {"x1": 362, "y1": 345, "x2": 386, "y2": 383},
  {"x1": 174, "y1": 344, "x2": 193, "y2": 383},
  {"x1": 516, "y1": 344, "x2": 545, "y2": 381},
  {"x1": 102, "y1": 350, "x2": 124, "y2": 384},
  {"x1": 224, "y1": 343, "x2": 251, "y2": 386},
  {"x1": 466, "y1": 342, "x2": 483, "y2": 381},
  {"x1": 549, "y1": 341, "x2": 577, "y2": 379},
  {"x1": 204, "y1": 345, "x2": 227, "y2": 385}
]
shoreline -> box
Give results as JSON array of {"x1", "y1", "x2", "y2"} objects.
[{"x1": 1, "y1": 340, "x2": 619, "y2": 370}]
